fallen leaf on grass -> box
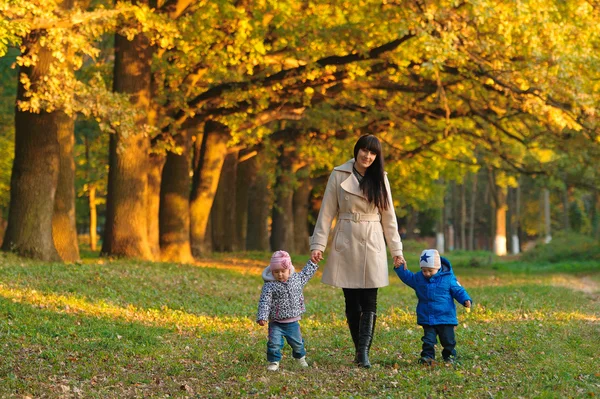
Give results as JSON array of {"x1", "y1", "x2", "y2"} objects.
[{"x1": 180, "y1": 384, "x2": 193, "y2": 393}]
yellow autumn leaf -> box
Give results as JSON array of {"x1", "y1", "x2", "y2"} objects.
[{"x1": 530, "y1": 147, "x2": 557, "y2": 163}]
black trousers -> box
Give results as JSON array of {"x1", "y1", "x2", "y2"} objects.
[
  {"x1": 421, "y1": 324, "x2": 457, "y2": 360},
  {"x1": 343, "y1": 288, "x2": 378, "y2": 314}
]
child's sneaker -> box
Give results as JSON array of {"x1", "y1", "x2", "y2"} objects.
[
  {"x1": 419, "y1": 357, "x2": 434, "y2": 366},
  {"x1": 444, "y1": 356, "x2": 458, "y2": 365},
  {"x1": 267, "y1": 362, "x2": 279, "y2": 371},
  {"x1": 296, "y1": 356, "x2": 309, "y2": 367}
]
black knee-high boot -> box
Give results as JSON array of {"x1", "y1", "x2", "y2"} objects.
[
  {"x1": 357, "y1": 311, "x2": 376, "y2": 368},
  {"x1": 346, "y1": 311, "x2": 361, "y2": 363}
]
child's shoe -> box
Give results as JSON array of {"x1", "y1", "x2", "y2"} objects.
[
  {"x1": 444, "y1": 356, "x2": 458, "y2": 365},
  {"x1": 419, "y1": 357, "x2": 434, "y2": 366},
  {"x1": 296, "y1": 356, "x2": 309, "y2": 367},
  {"x1": 267, "y1": 362, "x2": 280, "y2": 371}
]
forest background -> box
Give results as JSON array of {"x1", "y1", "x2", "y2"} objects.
[
  {"x1": 0, "y1": 0, "x2": 599, "y2": 263},
  {"x1": 0, "y1": 1, "x2": 599, "y2": 398}
]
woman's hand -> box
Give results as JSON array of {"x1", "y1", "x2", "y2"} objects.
[
  {"x1": 393, "y1": 255, "x2": 406, "y2": 269},
  {"x1": 311, "y1": 250, "x2": 323, "y2": 263},
  {"x1": 258, "y1": 320, "x2": 266, "y2": 326}
]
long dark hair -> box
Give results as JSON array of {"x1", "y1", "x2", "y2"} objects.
[{"x1": 353, "y1": 135, "x2": 389, "y2": 210}]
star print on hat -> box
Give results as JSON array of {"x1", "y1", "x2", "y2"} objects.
[{"x1": 419, "y1": 249, "x2": 441, "y2": 269}]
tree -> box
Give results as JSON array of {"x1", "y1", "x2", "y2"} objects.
[
  {"x1": 52, "y1": 113, "x2": 79, "y2": 262},
  {"x1": 0, "y1": 1, "x2": 153, "y2": 260},
  {"x1": 3, "y1": 0, "x2": 600, "y2": 261},
  {"x1": 245, "y1": 151, "x2": 271, "y2": 251},
  {"x1": 0, "y1": 50, "x2": 17, "y2": 245},
  {"x1": 210, "y1": 151, "x2": 238, "y2": 252},
  {"x1": 2, "y1": 30, "x2": 65, "y2": 260},
  {"x1": 189, "y1": 120, "x2": 230, "y2": 255},
  {"x1": 270, "y1": 140, "x2": 296, "y2": 252},
  {"x1": 75, "y1": 120, "x2": 109, "y2": 252},
  {"x1": 101, "y1": 27, "x2": 155, "y2": 259},
  {"x1": 293, "y1": 165, "x2": 313, "y2": 254},
  {"x1": 159, "y1": 129, "x2": 193, "y2": 262}
]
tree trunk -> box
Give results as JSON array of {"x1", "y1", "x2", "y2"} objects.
[
  {"x1": 246, "y1": 153, "x2": 271, "y2": 251},
  {"x1": 84, "y1": 135, "x2": 98, "y2": 252},
  {"x1": 52, "y1": 113, "x2": 80, "y2": 262},
  {"x1": 592, "y1": 189, "x2": 599, "y2": 240},
  {"x1": 486, "y1": 169, "x2": 495, "y2": 252},
  {"x1": 468, "y1": 172, "x2": 478, "y2": 251},
  {"x1": 506, "y1": 188, "x2": 514, "y2": 253},
  {"x1": 189, "y1": 120, "x2": 230, "y2": 256},
  {"x1": 436, "y1": 181, "x2": 445, "y2": 254},
  {"x1": 543, "y1": 188, "x2": 552, "y2": 243},
  {"x1": 270, "y1": 144, "x2": 295, "y2": 252},
  {"x1": 146, "y1": 59, "x2": 163, "y2": 260},
  {"x1": 459, "y1": 182, "x2": 466, "y2": 251},
  {"x1": 507, "y1": 184, "x2": 521, "y2": 255},
  {"x1": 147, "y1": 153, "x2": 165, "y2": 259},
  {"x1": 88, "y1": 185, "x2": 97, "y2": 251},
  {"x1": 234, "y1": 150, "x2": 257, "y2": 251},
  {"x1": 2, "y1": 37, "x2": 61, "y2": 261},
  {"x1": 0, "y1": 214, "x2": 7, "y2": 247},
  {"x1": 404, "y1": 210, "x2": 417, "y2": 240},
  {"x1": 210, "y1": 151, "x2": 238, "y2": 252},
  {"x1": 445, "y1": 182, "x2": 454, "y2": 251},
  {"x1": 494, "y1": 184, "x2": 508, "y2": 256},
  {"x1": 562, "y1": 181, "x2": 570, "y2": 231},
  {"x1": 102, "y1": 32, "x2": 154, "y2": 259},
  {"x1": 514, "y1": 182, "x2": 521, "y2": 253},
  {"x1": 450, "y1": 181, "x2": 458, "y2": 250},
  {"x1": 293, "y1": 165, "x2": 312, "y2": 255},
  {"x1": 159, "y1": 130, "x2": 193, "y2": 262}
]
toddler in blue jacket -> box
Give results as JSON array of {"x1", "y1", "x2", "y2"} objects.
[{"x1": 394, "y1": 249, "x2": 472, "y2": 364}]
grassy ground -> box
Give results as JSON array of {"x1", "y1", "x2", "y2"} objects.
[{"x1": 0, "y1": 245, "x2": 598, "y2": 398}]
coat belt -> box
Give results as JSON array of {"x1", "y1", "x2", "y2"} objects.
[{"x1": 338, "y1": 212, "x2": 381, "y2": 222}]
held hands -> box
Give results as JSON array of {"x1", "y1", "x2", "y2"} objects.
[
  {"x1": 257, "y1": 320, "x2": 266, "y2": 326},
  {"x1": 311, "y1": 250, "x2": 323, "y2": 264},
  {"x1": 313, "y1": 250, "x2": 406, "y2": 269},
  {"x1": 393, "y1": 255, "x2": 407, "y2": 269}
]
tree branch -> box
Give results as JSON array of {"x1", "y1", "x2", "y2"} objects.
[{"x1": 174, "y1": 34, "x2": 416, "y2": 125}]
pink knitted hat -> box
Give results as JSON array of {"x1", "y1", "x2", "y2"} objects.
[{"x1": 269, "y1": 250, "x2": 293, "y2": 271}]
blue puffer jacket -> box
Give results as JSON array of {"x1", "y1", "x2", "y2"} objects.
[{"x1": 394, "y1": 256, "x2": 471, "y2": 326}]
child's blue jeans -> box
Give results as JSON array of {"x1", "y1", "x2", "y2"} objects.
[
  {"x1": 421, "y1": 324, "x2": 456, "y2": 360},
  {"x1": 267, "y1": 321, "x2": 306, "y2": 362}
]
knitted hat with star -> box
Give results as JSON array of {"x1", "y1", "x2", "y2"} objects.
[{"x1": 419, "y1": 249, "x2": 441, "y2": 270}]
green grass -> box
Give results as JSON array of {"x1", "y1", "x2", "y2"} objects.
[
  {"x1": 0, "y1": 248, "x2": 598, "y2": 398},
  {"x1": 519, "y1": 231, "x2": 600, "y2": 264}
]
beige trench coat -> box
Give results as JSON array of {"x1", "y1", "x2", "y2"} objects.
[{"x1": 310, "y1": 159, "x2": 403, "y2": 289}]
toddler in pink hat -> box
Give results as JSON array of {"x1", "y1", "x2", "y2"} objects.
[{"x1": 257, "y1": 251, "x2": 319, "y2": 371}]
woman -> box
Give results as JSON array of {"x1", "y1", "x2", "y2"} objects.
[{"x1": 310, "y1": 134, "x2": 406, "y2": 368}]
